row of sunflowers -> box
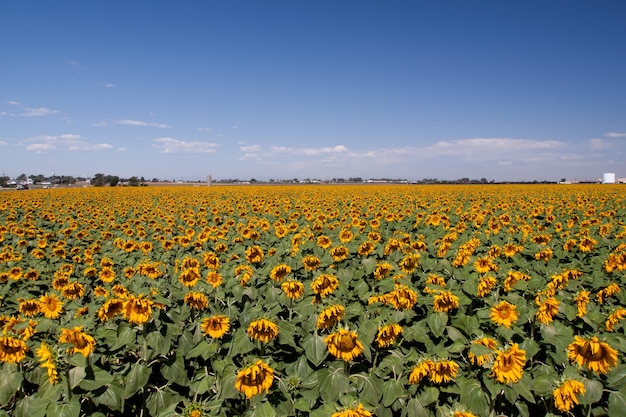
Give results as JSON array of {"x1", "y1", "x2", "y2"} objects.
[{"x1": 0, "y1": 184, "x2": 625, "y2": 417}]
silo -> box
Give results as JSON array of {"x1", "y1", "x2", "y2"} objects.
[{"x1": 602, "y1": 173, "x2": 616, "y2": 184}]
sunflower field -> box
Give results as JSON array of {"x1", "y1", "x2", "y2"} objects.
[{"x1": 1, "y1": 184, "x2": 625, "y2": 417}]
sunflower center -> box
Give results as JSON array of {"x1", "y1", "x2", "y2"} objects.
[{"x1": 338, "y1": 334, "x2": 356, "y2": 351}]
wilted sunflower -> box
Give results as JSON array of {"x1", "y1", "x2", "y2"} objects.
[
  {"x1": 179, "y1": 268, "x2": 201, "y2": 288},
  {"x1": 374, "y1": 262, "x2": 394, "y2": 280},
  {"x1": 606, "y1": 307, "x2": 626, "y2": 332},
  {"x1": 567, "y1": 336, "x2": 618, "y2": 374},
  {"x1": 184, "y1": 292, "x2": 209, "y2": 310},
  {"x1": 475, "y1": 275, "x2": 496, "y2": 297},
  {"x1": 206, "y1": 271, "x2": 223, "y2": 288},
  {"x1": 97, "y1": 298, "x2": 125, "y2": 322},
  {"x1": 247, "y1": 318, "x2": 279, "y2": 343},
  {"x1": 19, "y1": 299, "x2": 41, "y2": 317},
  {"x1": 535, "y1": 297, "x2": 559, "y2": 324},
  {"x1": 575, "y1": 290, "x2": 591, "y2": 317},
  {"x1": 375, "y1": 323, "x2": 403, "y2": 348},
  {"x1": 235, "y1": 360, "x2": 274, "y2": 398},
  {"x1": 331, "y1": 403, "x2": 373, "y2": 417},
  {"x1": 468, "y1": 336, "x2": 498, "y2": 366},
  {"x1": 597, "y1": 283, "x2": 620, "y2": 304},
  {"x1": 325, "y1": 329, "x2": 364, "y2": 361},
  {"x1": 38, "y1": 293, "x2": 64, "y2": 319},
  {"x1": 553, "y1": 379, "x2": 586, "y2": 412},
  {"x1": 316, "y1": 235, "x2": 332, "y2": 249},
  {"x1": 0, "y1": 336, "x2": 28, "y2": 363},
  {"x1": 385, "y1": 284, "x2": 418, "y2": 310},
  {"x1": 311, "y1": 274, "x2": 340, "y2": 298},
  {"x1": 245, "y1": 246, "x2": 264, "y2": 264},
  {"x1": 201, "y1": 315, "x2": 230, "y2": 339},
  {"x1": 99, "y1": 267, "x2": 116, "y2": 283},
  {"x1": 270, "y1": 264, "x2": 292, "y2": 282},
  {"x1": 59, "y1": 326, "x2": 96, "y2": 357},
  {"x1": 453, "y1": 412, "x2": 477, "y2": 417},
  {"x1": 399, "y1": 253, "x2": 421, "y2": 273},
  {"x1": 330, "y1": 246, "x2": 350, "y2": 262},
  {"x1": 357, "y1": 241, "x2": 375, "y2": 256},
  {"x1": 36, "y1": 342, "x2": 60, "y2": 384},
  {"x1": 428, "y1": 360, "x2": 459, "y2": 384},
  {"x1": 409, "y1": 360, "x2": 433, "y2": 384},
  {"x1": 281, "y1": 280, "x2": 304, "y2": 300},
  {"x1": 123, "y1": 295, "x2": 153, "y2": 324},
  {"x1": 491, "y1": 343, "x2": 526, "y2": 384},
  {"x1": 490, "y1": 301, "x2": 518, "y2": 328},
  {"x1": 302, "y1": 255, "x2": 321, "y2": 271},
  {"x1": 316, "y1": 305, "x2": 345, "y2": 330},
  {"x1": 578, "y1": 236, "x2": 597, "y2": 252},
  {"x1": 61, "y1": 282, "x2": 85, "y2": 300},
  {"x1": 432, "y1": 291, "x2": 459, "y2": 313},
  {"x1": 474, "y1": 257, "x2": 498, "y2": 274}
]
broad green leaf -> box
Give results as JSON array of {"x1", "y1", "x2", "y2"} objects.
[
  {"x1": 93, "y1": 381, "x2": 125, "y2": 411},
  {"x1": 46, "y1": 398, "x2": 80, "y2": 417},
  {"x1": 426, "y1": 312, "x2": 447, "y2": 338},
  {"x1": 79, "y1": 366, "x2": 115, "y2": 391},
  {"x1": 302, "y1": 333, "x2": 327, "y2": 367},
  {"x1": 161, "y1": 351, "x2": 190, "y2": 387},
  {"x1": 14, "y1": 395, "x2": 49, "y2": 417},
  {"x1": 0, "y1": 365, "x2": 23, "y2": 405},
  {"x1": 146, "y1": 389, "x2": 177, "y2": 417},
  {"x1": 609, "y1": 387, "x2": 626, "y2": 417},
  {"x1": 458, "y1": 377, "x2": 489, "y2": 414},
  {"x1": 145, "y1": 331, "x2": 171, "y2": 357},
  {"x1": 124, "y1": 362, "x2": 151, "y2": 397},
  {"x1": 68, "y1": 366, "x2": 87, "y2": 389},
  {"x1": 417, "y1": 386, "x2": 439, "y2": 407},
  {"x1": 252, "y1": 401, "x2": 277, "y2": 417},
  {"x1": 513, "y1": 374, "x2": 536, "y2": 404},
  {"x1": 109, "y1": 324, "x2": 136, "y2": 351},
  {"x1": 405, "y1": 397, "x2": 431, "y2": 417},
  {"x1": 230, "y1": 328, "x2": 255, "y2": 357},
  {"x1": 318, "y1": 364, "x2": 349, "y2": 403},
  {"x1": 579, "y1": 378, "x2": 603, "y2": 405},
  {"x1": 608, "y1": 364, "x2": 626, "y2": 389},
  {"x1": 381, "y1": 379, "x2": 404, "y2": 407}
]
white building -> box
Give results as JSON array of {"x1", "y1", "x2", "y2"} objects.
[{"x1": 602, "y1": 173, "x2": 616, "y2": 184}]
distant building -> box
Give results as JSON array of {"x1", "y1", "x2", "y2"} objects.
[{"x1": 602, "y1": 173, "x2": 616, "y2": 184}]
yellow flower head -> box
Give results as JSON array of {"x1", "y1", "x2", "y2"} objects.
[
  {"x1": 324, "y1": 329, "x2": 364, "y2": 362},
  {"x1": 247, "y1": 318, "x2": 279, "y2": 343},
  {"x1": 553, "y1": 379, "x2": 585, "y2": 412},
  {"x1": 331, "y1": 403, "x2": 373, "y2": 417},
  {"x1": 201, "y1": 315, "x2": 230, "y2": 339},
  {"x1": 98, "y1": 298, "x2": 125, "y2": 322},
  {"x1": 281, "y1": 280, "x2": 304, "y2": 300},
  {"x1": 123, "y1": 295, "x2": 153, "y2": 324},
  {"x1": 270, "y1": 264, "x2": 292, "y2": 282},
  {"x1": 375, "y1": 323, "x2": 403, "y2": 348},
  {"x1": 0, "y1": 336, "x2": 28, "y2": 364},
  {"x1": 59, "y1": 326, "x2": 96, "y2": 357},
  {"x1": 316, "y1": 305, "x2": 345, "y2": 330},
  {"x1": 235, "y1": 360, "x2": 274, "y2": 398},
  {"x1": 311, "y1": 274, "x2": 339, "y2": 298},
  {"x1": 491, "y1": 343, "x2": 526, "y2": 384},
  {"x1": 433, "y1": 291, "x2": 459, "y2": 313},
  {"x1": 490, "y1": 301, "x2": 518, "y2": 328},
  {"x1": 567, "y1": 336, "x2": 618, "y2": 374},
  {"x1": 184, "y1": 292, "x2": 209, "y2": 310}
]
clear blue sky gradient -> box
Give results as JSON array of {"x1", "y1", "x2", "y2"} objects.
[{"x1": 2, "y1": 1, "x2": 625, "y2": 182}]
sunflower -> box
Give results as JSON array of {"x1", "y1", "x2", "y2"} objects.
[
  {"x1": 247, "y1": 318, "x2": 279, "y2": 343},
  {"x1": 123, "y1": 295, "x2": 154, "y2": 324},
  {"x1": 330, "y1": 246, "x2": 350, "y2": 262},
  {"x1": 235, "y1": 360, "x2": 274, "y2": 398},
  {"x1": 409, "y1": 360, "x2": 433, "y2": 384},
  {"x1": 567, "y1": 336, "x2": 618, "y2": 374},
  {"x1": 578, "y1": 236, "x2": 597, "y2": 252},
  {"x1": 179, "y1": 268, "x2": 201, "y2": 288},
  {"x1": 433, "y1": 291, "x2": 459, "y2": 313},
  {"x1": 201, "y1": 315, "x2": 230, "y2": 339},
  {"x1": 325, "y1": 329, "x2": 364, "y2": 361},
  {"x1": 476, "y1": 275, "x2": 497, "y2": 297},
  {"x1": 206, "y1": 271, "x2": 223, "y2": 288},
  {"x1": 491, "y1": 343, "x2": 526, "y2": 384},
  {"x1": 311, "y1": 274, "x2": 340, "y2": 298},
  {"x1": 490, "y1": 301, "x2": 518, "y2": 328},
  {"x1": 502, "y1": 243, "x2": 522, "y2": 258},
  {"x1": 270, "y1": 264, "x2": 292, "y2": 282},
  {"x1": 61, "y1": 282, "x2": 85, "y2": 300},
  {"x1": 453, "y1": 412, "x2": 478, "y2": 417},
  {"x1": 235, "y1": 264, "x2": 254, "y2": 286},
  {"x1": 575, "y1": 290, "x2": 590, "y2": 317},
  {"x1": 428, "y1": 360, "x2": 459, "y2": 384},
  {"x1": 597, "y1": 283, "x2": 620, "y2": 304},
  {"x1": 99, "y1": 267, "x2": 116, "y2": 283},
  {"x1": 19, "y1": 299, "x2": 41, "y2": 317},
  {"x1": 111, "y1": 284, "x2": 129, "y2": 299},
  {"x1": 535, "y1": 297, "x2": 559, "y2": 324},
  {"x1": 38, "y1": 293, "x2": 64, "y2": 319},
  {"x1": 245, "y1": 246, "x2": 264, "y2": 264},
  {"x1": 553, "y1": 379, "x2": 586, "y2": 412},
  {"x1": 94, "y1": 286, "x2": 109, "y2": 298},
  {"x1": 302, "y1": 255, "x2": 321, "y2": 271},
  {"x1": 0, "y1": 336, "x2": 28, "y2": 364},
  {"x1": 338, "y1": 229, "x2": 354, "y2": 243},
  {"x1": 331, "y1": 404, "x2": 373, "y2": 417},
  {"x1": 468, "y1": 336, "x2": 498, "y2": 366},
  {"x1": 357, "y1": 241, "x2": 375, "y2": 256},
  {"x1": 606, "y1": 307, "x2": 626, "y2": 332},
  {"x1": 59, "y1": 327, "x2": 96, "y2": 357},
  {"x1": 385, "y1": 284, "x2": 418, "y2": 310},
  {"x1": 474, "y1": 257, "x2": 498, "y2": 274},
  {"x1": 183, "y1": 292, "x2": 209, "y2": 311},
  {"x1": 399, "y1": 253, "x2": 421, "y2": 273},
  {"x1": 281, "y1": 280, "x2": 305, "y2": 300},
  {"x1": 374, "y1": 262, "x2": 394, "y2": 280},
  {"x1": 317, "y1": 235, "x2": 332, "y2": 249},
  {"x1": 316, "y1": 305, "x2": 345, "y2": 330},
  {"x1": 97, "y1": 298, "x2": 125, "y2": 322},
  {"x1": 36, "y1": 342, "x2": 60, "y2": 384},
  {"x1": 375, "y1": 323, "x2": 403, "y2": 348}
]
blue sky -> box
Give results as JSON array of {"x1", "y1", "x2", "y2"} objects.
[{"x1": 2, "y1": 1, "x2": 625, "y2": 182}]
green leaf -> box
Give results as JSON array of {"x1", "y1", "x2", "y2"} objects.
[
  {"x1": 608, "y1": 364, "x2": 626, "y2": 389},
  {"x1": 109, "y1": 324, "x2": 136, "y2": 351},
  {"x1": 79, "y1": 365, "x2": 115, "y2": 391},
  {"x1": 318, "y1": 364, "x2": 349, "y2": 403},
  {"x1": 124, "y1": 362, "x2": 151, "y2": 397},
  {"x1": 46, "y1": 398, "x2": 81, "y2": 417},
  {"x1": 161, "y1": 351, "x2": 190, "y2": 387},
  {"x1": 302, "y1": 333, "x2": 327, "y2": 367},
  {"x1": 230, "y1": 328, "x2": 255, "y2": 357},
  {"x1": 426, "y1": 312, "x2": 447, "y2": 338},
  {"x1": 609, "y1": 388, "x2": 626, "y2": 417},
  {"x1": 458, "y1": 377, "x2": 489, "y2": 414},
  {"x1": 405, "y1": 398, "x2": 430, "y2": 417},
  {"x1": 145, "y1": 330, "x2": 172, "y2": 357},
  {"x1": 68, "y1": 366, "x2": 86, "y2": 389},
  {"x1": 417, "y1": 386, "x2": 439, "y2": 407},
  {"x1": 146, "y1": 389, "x2": 176, "y2": 417},
  {"x1": 93, "y1": 381, "x2": 125, "y2": 411},
  {"x1": 252, "y1": 401, "x2": 277, "y2": 417},
  {"x1": 381, "y1": 379, "x2": 404, "y2": 407},
  {"x1": 0, "y1": 365, "x2": 23, "y2": 405},
  {"x1": 14, "y1": 395, "x2": 49, "y2": 417},
  {"x1": 513, "y1": 374, "x2": 536, "y2": 404},
  {"x1": 579, "y1": 378, "x2": 603, "y2": 405},
  {"x1": 531, "y1": 374, "x2": 556, "y2": 396}
]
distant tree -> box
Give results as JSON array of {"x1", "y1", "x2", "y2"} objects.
[
  {"x1": 480, "y1": 178, "x2": 488, "y2": 184},
  {"x1": 560, "y1": 178, "x2": 566, "y2": 183},
  {"x1": 250, "y1": 178, "x2": 257, "y2": 183},
  {"x1": 17, "y1": 173, "x2": 27, "y2": 181},
  {"x1": 152, "y1": 178, "x2": 159, "y2": 183},
  {"x1": 91, "y1": 173, "x2": 106, "y2": 187},
  {"x1": 0, "y1": 176, "x2": 9, "y2": 187},
  {"x1": 128, "y1": 176, "x2": 140, "y2": 186},
  {"x1": 107, "y1": 176, "x2": 120, "y2": 187}
]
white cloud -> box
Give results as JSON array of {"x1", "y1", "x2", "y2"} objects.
[
  {"x1": 116, "y1": 119, "x2": 170, "y2": 128},
  {"x1": 105, "y1": 83, "x2": 115, "y2": 88},
  {"x1": 240, "y1": 144, "x2": 262, "y2": 153},
  {"x1": 0, "y1": 140, "x2": 8, "y2": 146},
  {"x1": 6, "y1": 100, "x2": 21, "y2": 106},
  {"x1": 21, "y1": 107, "x2": 58, "y2": 117},
  {"x1": 590, "y1": 138, "x2": 609, "y2": 151},
  {"x1": 21, "y1": 134, "x2": 113, "y2": 152},
  {"x1": 605, "y1": 132, "x2": 626, "y2": 138},
  {"x1": 422, "y1": 138, "x2": 564, "y2": 161},
  {"x1": 152, "y1": 138, "x2": 220, "y2": 154},
  {"x1": 197, "y1": 127, "x2": 213, "y2": 133},
  {"x1": 270, "y1": 145, "x2": 349, "y2": 156},
  {"x1": 93, "y1": 121, "x2": 107, "y2": 127}
]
